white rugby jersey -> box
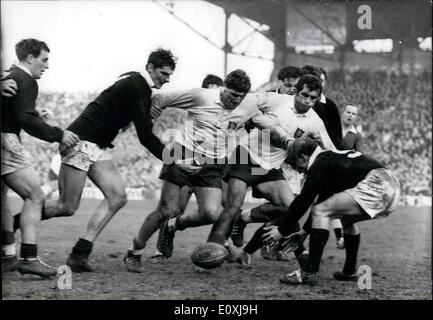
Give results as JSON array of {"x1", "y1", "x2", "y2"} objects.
[
  {"x1": 151, "y1": 88, "x2": 257, "y2": 160},
  {"x1": 239, "y1": 92, "x2": 336, "y2": 170}
]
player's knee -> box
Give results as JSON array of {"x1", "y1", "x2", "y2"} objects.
[
  {"x1": 110, "y1": 192, "x2": 128, "y2": 210},
  {"x1": 158, "y1": 204, "x2": 176, "y2": 219},
  {"x1": 312, "y1": 204, "x2": 331, "y2": 219},
  {"x1": 29, "y1": 188, "x2": 46, "y2": 205},
  {"x1": 62, "y1": 205, "x2": 77, "y2": 217}
]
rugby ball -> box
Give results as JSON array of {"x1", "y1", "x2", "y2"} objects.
[{"x1": 191, "y1": 242, "x2": 228, "y2": 269}]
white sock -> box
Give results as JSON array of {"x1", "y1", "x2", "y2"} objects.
[
  {"x1": 241, "y1": 210, "x2": 252, "y2": 223},
  {"x1": 168, "y1": 217, "x2": 177, "y2": 231},
  {"x1": 2, "y1": 244, "x2": 16, "y2": 256}
]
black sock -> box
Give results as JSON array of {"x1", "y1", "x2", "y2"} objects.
[
  {"x1": 243, "y1": 224, "x2": 267, "y2": 254},
  {"x1": 304, "y1": 228, "x2": 329, "y2": 273},
  {"x1": 13, "y1": 214, "x2": 21, "y2": 232},
  {"x1": 294, "y1": 243, "x2": 306, "y2": 259},
  {"x1": 71, "y1": 238, "x2": 93, "y2": 257},
  {"x1": 343, "y1": 233, "x2": 361, "y2": 275},
  {"x1": 334, "y1": 228, "x2": 343, "y2": 239},
  {"x1": 20, "y1": 243, "x2": 37, "y2": 259},
  {"x1": 1, "y1": 230, "x2": 15, "y2": 245}
]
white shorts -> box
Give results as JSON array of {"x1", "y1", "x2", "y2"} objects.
[
  {"x1": 1, "y1": 133, "x2": 33, "y2": 175},
  {"x1": 60, "y1": 141, "x2": 111, "y2": 172},
  {"x1": 345, "y1": 168, "x2": 400, "y2": 219}
]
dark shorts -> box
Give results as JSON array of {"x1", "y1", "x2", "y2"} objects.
[
  {"x1": 223, "y1": 146, "x2": 286, "y2": 198},
  {"x1": 160, "y1": 163, "x2": 225, "y2": 189}
]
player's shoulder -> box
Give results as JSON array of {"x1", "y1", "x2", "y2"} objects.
[{"x1": 7, "y1": 66, "x2": 36, "y2": 86}]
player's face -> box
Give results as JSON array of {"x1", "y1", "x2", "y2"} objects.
[
  {"x1": 148, "y1": 64, "x2": 174, "y2": 89},
  {"x1": 292, "y1": 155, "x2": 309, "y2": 173},
  {"x1": 29, "y1": 50, "x2": 49, "y2": 79},
  {"x1": 279, "y1": 77, "x2": 299, "y2": 95},
  {"x1": 343, "y1": 105, "x2": 358, "y2": 125},
  {"x1": 294, "y1": 85, "x2": 320, "y2": 114},
  {"x1": 220, "y1": 87, "x2": 247, "y2": 110}
]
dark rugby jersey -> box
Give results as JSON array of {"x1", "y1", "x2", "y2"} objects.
[
  {"x1": 313, "y1": 97, "x2": 344, "y2": 150},
  {"x1": 278, "y1": 149, "x2": 383, "y2": 236},
  {"x1": 67, "y1": 72, "x2": 164, "y2": 160},
  {"x1": 1, "y1": 65, "x2": 63, "y2": 142}
]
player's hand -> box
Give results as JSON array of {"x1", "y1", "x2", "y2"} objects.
[
  {"x1": 61, "y1": 130, "x2": 80, "y2": 148},
  {"x1": 150, "y1": 104, "x2": 163, "y2": 119},
  {"x1": 1, "y1": 79, "x2": 17, "y2": 97},
  {"x1": 262, "y1": 225, "x2": 283, "y2": 246},
  {"x1": 38, "y1": 108, "x2": 54, "y2": 121},
  {"x1": 251, "y1": 112, "x2": 280, "y2": 130},
  {"x1": 174, "y1": 158, "x2": 202, "y2": 174},
  {"x1": 280, "y1": 230, "x2": 308, "y2": 253}
]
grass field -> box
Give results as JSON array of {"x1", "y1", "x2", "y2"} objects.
[{"x1": 2, "y1": 198, "x2": 431, "y2": 300}]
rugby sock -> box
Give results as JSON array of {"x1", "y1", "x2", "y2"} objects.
[
  {"x1": 20, "y1": 243, "x2": 37, "y2": 259},
  {"x1": 243, "y1": 224, "x2": 267, "y2": 254},
  {"x1": 129, "y1": 238, "x2": 144, "y2": 255},
  {"x1": 250, "y1": 203, "x2": 285, "y2": 222},
  {"x1": 169, "y1": 217, "x2": 178, "y2": 231},
  {"x1": 342, "y1": 233, "x2": 360, "y2": 275},
  {"x1": 303, "y1": 228, "x2": 329, "y2": 273},
  {"x1": 207, "y1": 232, "x2": 226, "y2": 245},
  {"x1": 334, "y1": 228, "x2": 343, "y2": 239},
  {"x1": 71, "y1": 238, "x2": 93, "y2": 257},
  {"x1": 294, "y1": 244, "x2": 306, "y2": 261},
  {"x1": 2, "y1": 230, "x2": 16, "y2": 256}
]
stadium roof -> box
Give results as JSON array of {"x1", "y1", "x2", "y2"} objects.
[{"x1": 208, "y1": 0, "x2": 432, "y2": 47}]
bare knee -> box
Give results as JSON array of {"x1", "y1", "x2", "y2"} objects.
[
  {"x1": 343, "y1": 223, "x2": 359, "y2": 235},
  {"x1": 28, "y1": 188, "x2": 46, "y2": 205},
  {"x1": 109, "y1": 192, "x2": 128, "y2": 210},
  {"x1": 158, "y1": 203, "x2": 177, "y2": 220}
]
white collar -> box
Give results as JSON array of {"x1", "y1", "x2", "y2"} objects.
[
  {"x1": 16, "y1": 63, "x2": 33, "y2": 77},
  {"x1": 320, "y1": 93, "x2": 326, "y2": 103},
  {"x1": 140, "y1": 70, "x2": 156, "y2": 88},
  {"x1": 307, "y1": 146, "x2": 326, "y2": 170}
]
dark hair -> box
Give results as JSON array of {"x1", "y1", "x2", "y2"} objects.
[
  {"x1": 296, "y1": 74, "x2": 322, "y2": 96},
  {"x1": 147, "y1": 48, "x2": 177, "y2": 70},
  {"x1": 15, "y1": 38, "x2": 50, "y2": 61},
  {"x1": 285, "y1": 136, "x2": 319, "y2": 166},
  {"x1": 318, "y1": 66, "x2": 327, "y2": 80},
  {"x1": 299, "y1": 65, "x2": 322, "y2": 79},
  {"x1": 277, "y1": 66, "x2": 301, "y2": 81},
  {"x1": 201, "y1": 74, "x2": 223, "y2": 88},
  {"x1": 224, "y1": 69, "x2": 251, "y2": 93}
]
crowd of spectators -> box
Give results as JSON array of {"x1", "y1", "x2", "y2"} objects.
[{"x1": 20, "y1": 70, "x2": 431, "y2": 197}]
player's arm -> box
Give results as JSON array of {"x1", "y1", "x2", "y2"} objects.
[
  {"x1": 277, "y1": 162, "x2": 326, "y2": 236},
  {"x1": 151, "y1": 89, "x2": 197, "y2": 111},
  {"x1": 128, "y1": 82, "x2": 165, "y2": 161},
  {"x1": 314, "y1": 118, "x2": 337, "y2": 151},
  {"x1": 13, "y1": 77, "x2": 65, "y2": 143}
]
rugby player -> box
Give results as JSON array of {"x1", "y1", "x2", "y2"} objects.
[
  {"x1": 123, "y1": 70, "x2": 254, "y2": 272},
  {"x1": 149, "y1": 74, "x2": 225, "y2": 263},
  {"x1": 205, "y1": 74, "x2": 336, "y2": 268},
  {"x1": 218, "y1": 75, "x2": 335, "y2": 267},
  {"x1": 11, "y1": 48, "x2": 177, "y2": 272},
  {"x1": 1, "y1": 38, "x2": 80, "y2": 277},
  {"x1": 261, "y1": 137, "x2": 400, "y2": 285},
  {"x1": 274, "y1": 66, "x2": 301, "y2": 95}
]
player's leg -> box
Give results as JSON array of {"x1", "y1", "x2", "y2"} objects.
[
  {"x1": 175, "y1": 187, "x2": 221, "y2": 229},
  {"x1": 207, "y1": 176, "x2": 248, "y2": 245},
  {"x1": 2, "y1": 167, "x2": 57, "y2": 277},
  {"x1": 1, "y1": 182, "x2": 18, "y2": 272},
  {"x1": 281, "y1": 192, "x2": 369, "y2": 285},
  {"x1": 124, "y1": 179, "x2": 181, "y2": 272},
  {"x1": 66, "y1": 160, "x2": 127, "y2": 272},
  {"x1": 151, "y1": 185, "x2": 193, "y2": 262},
  {"x1": 333, "y1": 221, "x2": 361, "y2": 281},
  {"x1": 330, "y1": 218, "x2": 345, "y2": 249}
]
